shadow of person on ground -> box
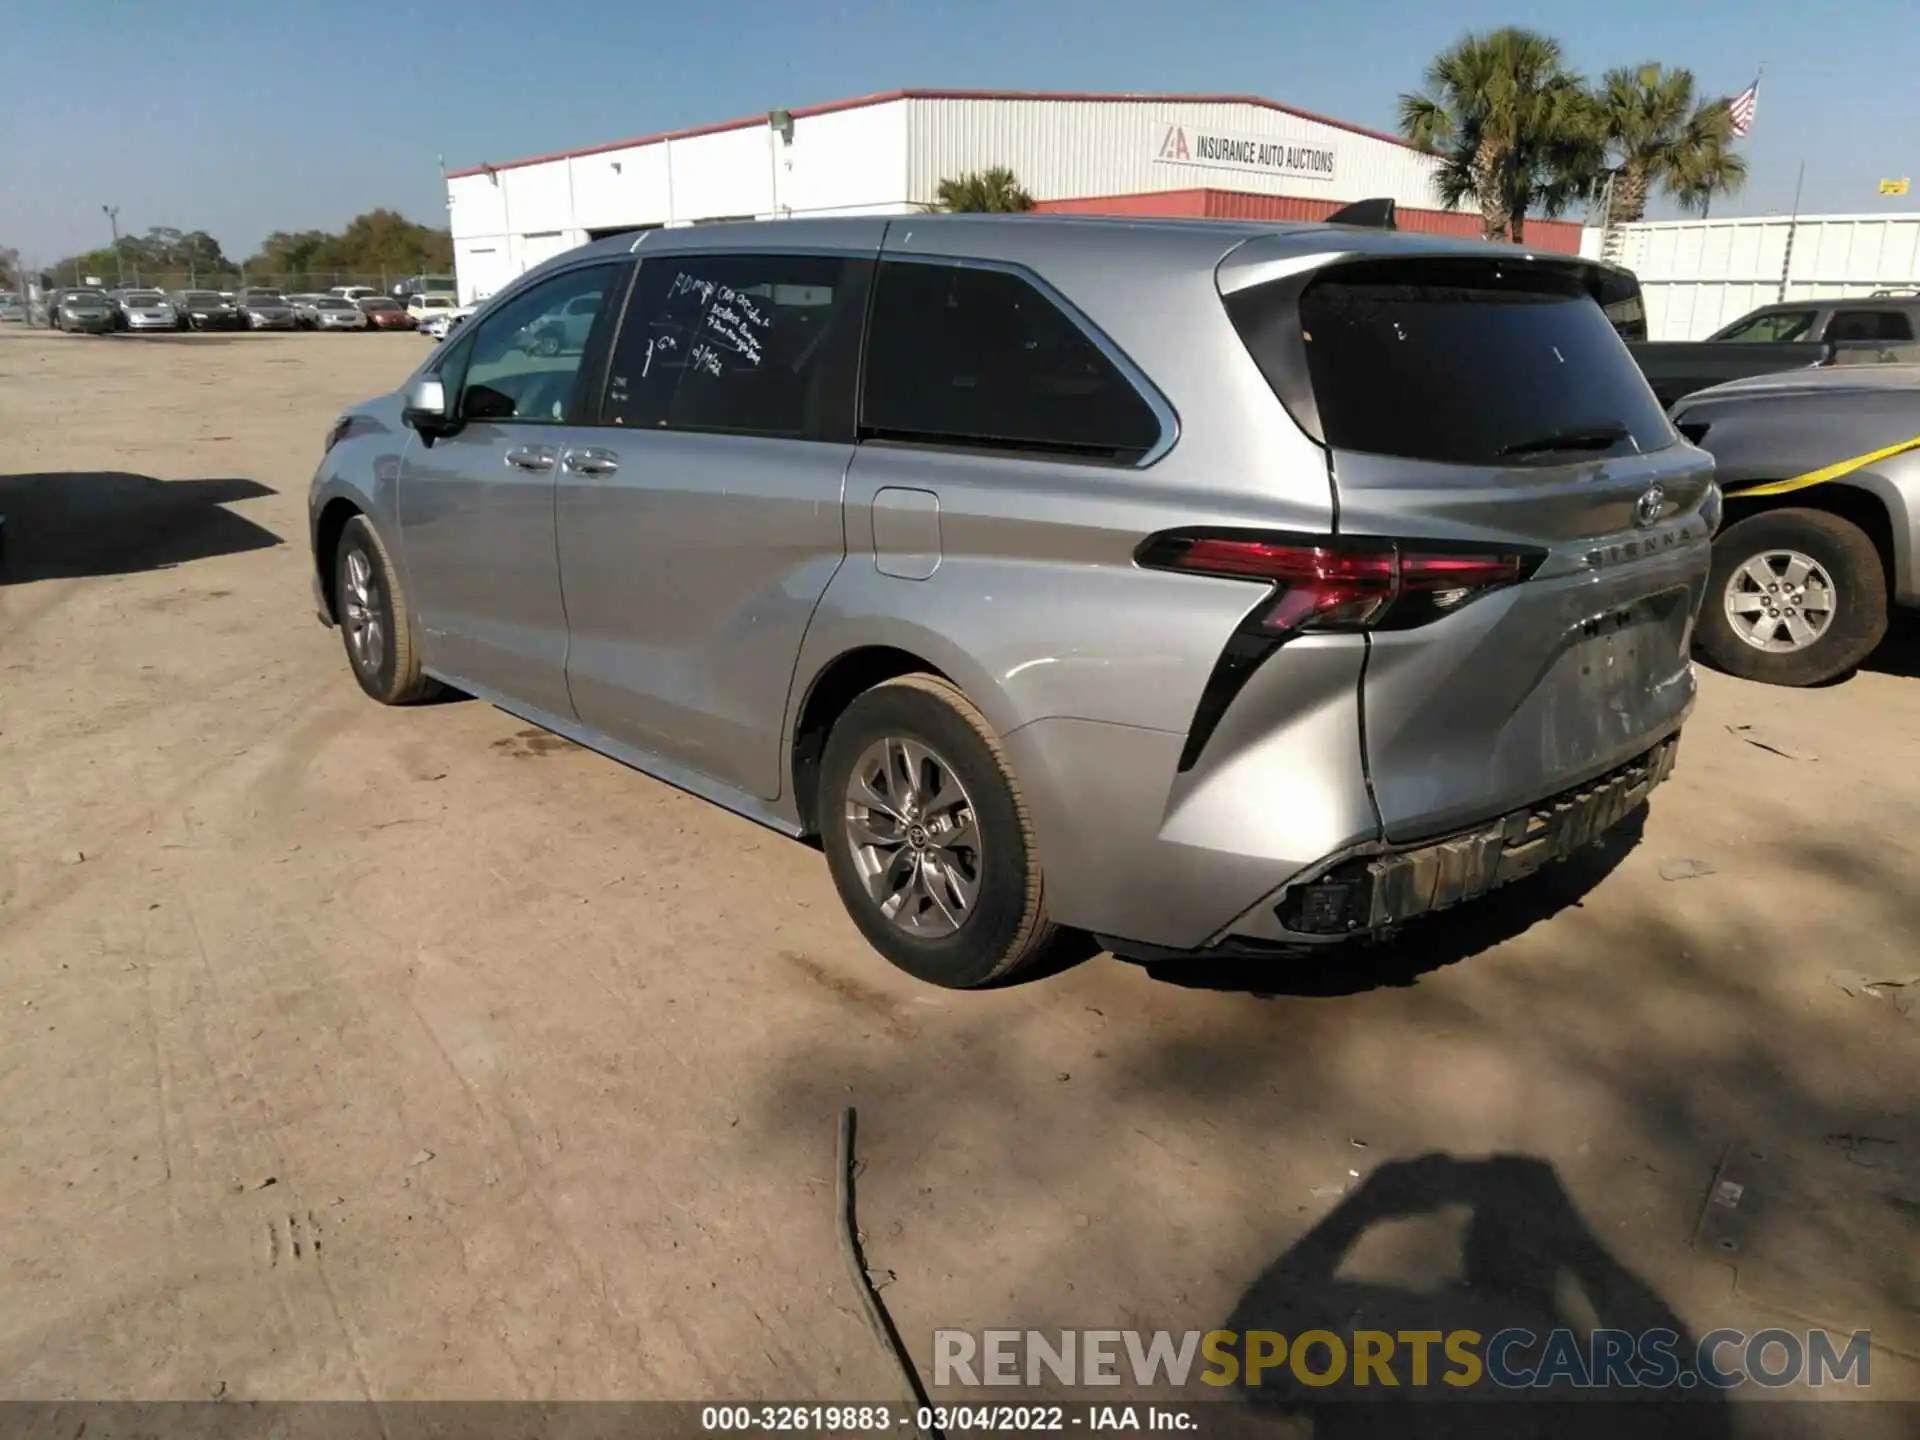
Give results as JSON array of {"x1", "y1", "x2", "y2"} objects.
[
  {"x1": 1216, "y1": 1153, "x2": 1731, "y2": 1439},
  {"x1": 1133, "y1": 809, "x2": 1646, "y2": 999},
  {"x1": 0, "y1": 472, "x2": 279, "y2": 583}
]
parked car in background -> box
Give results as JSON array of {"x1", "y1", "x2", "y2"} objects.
[
  {"x1": 1670, "y1": 364, "x2": 1920, "y2": 687},
  {"x1": 115, "y1": 289, "x2": 179, "y2": 331},
  {"x1": 1628, "y1": 295, "x2": 1920, "y2": 407},
  {"x1": 304, "y1": 295, "x2": 371, "y2": 331},
  {"x1": 49, "y1": 288, "x2": 117, "y2": 334},
  {"x1": 422, "y1": 304, "x2": 474, "y2": 342},
  {"x1": 330, "y1": 285, "x2": 380, "y2": 303},
  {"x1": 0, "y1": 291, "x2": 23, "y2": 322},
  {"x1": 236, "y1": 291, "x2": 299, "y2": 330},
  {"x1": 172, "y1": 290, "x2": 246, "y2": 331},
  {"x1": 309, "y1": 217, "x2": 1712, "y2": 987},
  {"x1": 406, "y1": 292, "x2": 457, "y2": 325},
  {"x1": 356, "y1": 296, "x2": 417, "y2": 331},
  {"x1": 1710, "y1": 296, "x2": 1920, "y2": 346},
  {"x1": 517, "y1": 288, "x2": 603, "y2": 355}
]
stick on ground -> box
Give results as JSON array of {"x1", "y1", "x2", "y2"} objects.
[{"x1": 837, "y1": 1106, "x2": 942, "y2": 1440}]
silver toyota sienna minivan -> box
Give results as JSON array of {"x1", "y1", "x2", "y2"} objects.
[{"x1": 310, "y1": 215, "x2": 1717, "y2": 988}]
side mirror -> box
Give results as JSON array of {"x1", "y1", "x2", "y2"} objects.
[{"x1": 402, "y1": 377, "x2": 457, "y2": 444}]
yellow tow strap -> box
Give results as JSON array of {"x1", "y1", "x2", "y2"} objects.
[{"x1": 1723, "y1": 433, "x2": 1920, "y2": 498}]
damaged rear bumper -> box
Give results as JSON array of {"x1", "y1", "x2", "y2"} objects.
[
  {"x1": 1279, "y1": 736, "x2": 1680, "y2": 937},
  {"x1": 1105, "y1": 736, "x2": 1682, "y2": 961}
]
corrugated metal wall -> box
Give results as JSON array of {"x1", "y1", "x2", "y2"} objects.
[
  {"x1": 905, "y1": 97, "x2": 1453, "y2": 213},
  {"x1": 447, "y1": 93, "x2": 1485, "y2": 303},
  {"x1": 1035, "y1": 188, "x2": 1584, "y2": 252},
  {"x1": 1611, "y1": 214, "x2": 1920, "y2": 338}
]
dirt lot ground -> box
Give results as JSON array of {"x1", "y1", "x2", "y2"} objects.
[{"x1": 1, "y1": 327, "x2": 1915, "y2": 1422}]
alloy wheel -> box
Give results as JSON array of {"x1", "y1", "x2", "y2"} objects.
[
  {"x1": 841, "y1": 736, "x2": 982, "y2": 938},
  {"x1": 1724, "y1": 549, "x2": 1837, "y2": 653},
  {"x1": 341, "y1": 547, "x2": 386, "y2": 675}
]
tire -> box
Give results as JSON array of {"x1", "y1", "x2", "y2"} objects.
[
  {"x1": 1695, "y1": 508, "x2": 1888, "y2": 686},
  {"x1": 818, "y1": 675, "x2": 1056, "y2": 988},
  {"x1": 333, "y1": 515, "x2": 437, "y2": 704},
  {"x1": 531, "y1": 331, "x2": 561, "y2": 358}
]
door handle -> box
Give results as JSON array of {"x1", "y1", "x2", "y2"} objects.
[
  {"x1": 504, "y1": 445, "x2": 556, "y2": 472},
  {"x1": 562, "y1": 447, "x2": 620, "y2": 476}
]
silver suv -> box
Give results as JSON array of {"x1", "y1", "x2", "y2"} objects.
[{"x1": 310, "y1": 216, "x2": 1716, "y2": 988}]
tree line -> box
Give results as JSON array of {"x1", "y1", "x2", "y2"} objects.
[{"x1": 39, "y1": 208, "x2": 452, "y2": 289}]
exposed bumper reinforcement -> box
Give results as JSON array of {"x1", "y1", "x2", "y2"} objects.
[{"x1": 1278, "y1": 737, "x2": 1680, "y2": 937}]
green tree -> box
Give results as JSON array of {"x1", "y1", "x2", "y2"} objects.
[
  {"x1": 1398, "y1": 27, "x2": 1595, "y2": 241},
  {"x1": 1593, "y1": 64, "x2": 1749, "y2": 225},
  {"x1": 935, "y1": 167, "x2": 1036, "y2": 213},
  {"x1": 245, "y1": 210, "x2": 451, "y2": 282},
  {"x1": 1668, "y1": 101, "x2": 1748, "y2": 217}
]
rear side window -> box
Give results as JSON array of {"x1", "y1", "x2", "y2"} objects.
[
  {"x1": 1826, "y1": 309, "x2": 1914, "y2": 342},
  {"x1": 601, "y1": 252, "x2": 868, "y2": 442},
  {"x1": 861, "y1": 261, "x2": 1163, "y2": 463},
  {"x1": 1233, "y1": 262, "x2": 1673, "y2": 466}
]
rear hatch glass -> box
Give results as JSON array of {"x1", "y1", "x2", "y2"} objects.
[
  {"x1": 1224, "y1": 256, "x2": 1712, "y2": 842},
  {"x1": 1290, "y1": 262, "x2": 1673, "y2": 466}
]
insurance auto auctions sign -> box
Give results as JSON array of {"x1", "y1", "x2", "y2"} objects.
[{"x1": 1153, "y1": 123, "x2": 1338, "y2": 183}]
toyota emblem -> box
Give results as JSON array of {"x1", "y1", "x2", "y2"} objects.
[{"x1": 1634, "y1": 485, "x2": 1666, "y2": 528}]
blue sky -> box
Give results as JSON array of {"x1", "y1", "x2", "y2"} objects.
[{"x1": 4, "y1": 0, "x2": 1914, "y2": 264}]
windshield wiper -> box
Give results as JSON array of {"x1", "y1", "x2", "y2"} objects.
[{"x1": 1498, "y1": 421, "x2": 1631, "y2": 458}]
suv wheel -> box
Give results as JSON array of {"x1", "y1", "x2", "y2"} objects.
[
  {"x1": 1696, "y1": 508, "x2": 1888, "y2": 686},
  {"x1": 334, "y1": 516, "x2": 437, "y2": 704},
  {"x1": 819, "y1": 675, "x2": 1056, "y2": 988}
]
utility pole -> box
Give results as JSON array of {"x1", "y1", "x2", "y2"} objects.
[
  {"x1": 102, "y1": 205, "x2": 123, "y2": 286},
  {"x1": 1777, "y1": 160, "x2": 1806, "y2": 303}
]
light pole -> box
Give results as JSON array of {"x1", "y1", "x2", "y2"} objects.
[{"x1": 102, "y1": 204, "x2": 123, "y2": 286}]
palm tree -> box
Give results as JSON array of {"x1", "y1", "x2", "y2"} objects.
[
  {"x1": 935, "y1": 167, "x2": 1035, "y2": 214},
  {"x1": 1663, "y1": 97, "x2": 1749, "y2": 218},
  {"x1": 1399, "y1": 28, "x2": 1595, "y2": 242},
  {"x1": 1593, "y1": 64, "x2": 1748, "y2": 225}
]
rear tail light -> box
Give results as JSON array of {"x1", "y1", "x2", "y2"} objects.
[
  {"x1": 1141, "y1": 531, "x2": 1543, "y2": 772},
  {"x1": 1138, "y1": 533, "x2": 1539, "y2": 633}
]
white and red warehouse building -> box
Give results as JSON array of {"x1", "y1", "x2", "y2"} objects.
[{"x1": 444, "y1": 88, "x2": 1584, "y2": 303}]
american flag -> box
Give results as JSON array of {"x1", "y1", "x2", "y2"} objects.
[{"x1": 1728, "y1": 80, "x2": 1759, "y2": 136}]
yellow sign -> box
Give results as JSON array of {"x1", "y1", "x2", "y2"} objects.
[{"x1": 1880, "y1": 178, "x2": 1910, "y2": 195}]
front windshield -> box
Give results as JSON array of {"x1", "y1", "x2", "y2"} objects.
[
  {"x1": 244, "y1": 293, "x2": 286, "y2": 305},
  {"x1": 314, "y1": 298, "x2": 352, "y2": 310},
  {"x1": 124, "y1": 291, "x2": 165, "y2": 305},
  {"x1": 184, "y1": 292, "x2": 223, "y2": 306},
  {"x1": 362, "y1": 299, "x2": 398, "y2": 311}
]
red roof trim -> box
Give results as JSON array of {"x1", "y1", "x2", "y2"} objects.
[{"x1": 444, "y1": 87, "x2": 1417, "y2": 180}]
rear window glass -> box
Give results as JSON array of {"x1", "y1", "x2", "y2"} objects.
[{"x1": 1234, "y1": 262, "x2": 1672, "y2": 465}]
